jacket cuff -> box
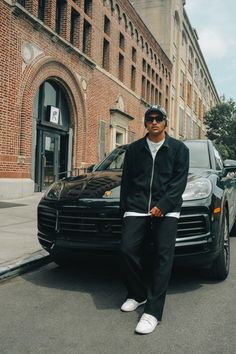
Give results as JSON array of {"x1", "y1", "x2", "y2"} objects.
[{"x1": 156, "y1": 199, "x2": 173, "y2": 215}]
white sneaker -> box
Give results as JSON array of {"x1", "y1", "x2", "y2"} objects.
[
  {"x1": 120, "y1": 298, "x2": 147, "y2": 312},
  {"x1": 135, "y1": 313, "x2": 159, "y2": 334}
]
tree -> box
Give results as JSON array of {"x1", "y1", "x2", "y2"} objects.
[{"x1": 204, "y1": 98, "x2": 236, "y2": 160}]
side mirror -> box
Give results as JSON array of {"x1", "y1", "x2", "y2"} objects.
[{"x1": 223, "y1": 159, "x2": 236, "y2": 176}]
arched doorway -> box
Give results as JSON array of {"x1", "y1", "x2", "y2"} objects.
[{"x1": 33, "y1": 79, "x2": 71, "y2": 191}]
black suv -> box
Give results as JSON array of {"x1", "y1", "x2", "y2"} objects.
[{"x1": 37, "y1": 140, "x2": 236, "y2": 280}]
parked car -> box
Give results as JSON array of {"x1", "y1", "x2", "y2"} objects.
[{"x1": 37, "y1": 139, "x2": 236, "y2": 280}]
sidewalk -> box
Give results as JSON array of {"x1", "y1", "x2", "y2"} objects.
[{"x1": 0, "y1": 193, "x2": 51, "y2": 280}]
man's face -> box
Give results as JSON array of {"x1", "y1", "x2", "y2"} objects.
[{"x1": 145, "y1": 113, "x2": 167, "y2": 135}]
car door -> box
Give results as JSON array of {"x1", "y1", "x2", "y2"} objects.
[{"x1": 213, "y1": 145, "x2": 236, "y2": 228}]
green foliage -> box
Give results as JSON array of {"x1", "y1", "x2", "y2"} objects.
[{"x1": 204, "y1": 98, "x2": 236, "y2": 160}]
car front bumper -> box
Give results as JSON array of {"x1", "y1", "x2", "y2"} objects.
[{"x1": 37, "y1": 200, "x2": 221, "y2": 267}]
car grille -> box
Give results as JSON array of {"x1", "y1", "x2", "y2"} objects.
[
  {"x1": 177, "y1": 214, "x2": 209, "y2": 239},
  {"x1": 38, "y1": 206, "x2": 209, "y2": 241},
  {"x1": 59, "y1": 209, "x2": 122, "y2": 236},
  {"x1": 38, "y1": 205, "x2": 57, "y2": 231}
]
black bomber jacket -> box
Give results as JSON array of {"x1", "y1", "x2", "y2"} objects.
[{"x1": 120, "y1": 133, "x2": 189, "y2": 215}]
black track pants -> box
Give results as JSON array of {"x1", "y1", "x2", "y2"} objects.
[{"x1": 120, "y1": 216, "x2": 178, "y2": 320}]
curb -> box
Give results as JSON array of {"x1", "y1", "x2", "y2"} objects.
[{"x1": 0, "y1": 250, "x2": 52, "y2": 281}]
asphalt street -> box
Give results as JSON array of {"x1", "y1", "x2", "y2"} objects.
[{"x1": 1, "y1": 239, "x2": 236, "y2": 354}]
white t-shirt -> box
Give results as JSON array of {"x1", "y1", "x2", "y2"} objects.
[{"x1": 124, "y1": 137, "x2": 180, "y2": 219}]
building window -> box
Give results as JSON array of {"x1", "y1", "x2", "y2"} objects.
[
  {"x1": 102, "y1": 39, "x2": 110, "y2": 71},
  {"x1": 141, "y1": 76, "x2": 146, "y2": 99},
  {"x1": 118, "y1": 54, "x2": 124, "y2": 82},
  {"x1": 83, "y1": 20, "x2": 92, "y2": 56},
  {"x1": 110, "y1": 112, "x2": 129, "y2": 150},
  {"x1": 187, "y1": 81, "x2": 192, "y2": 107},
  {"x1": 166, "y1": 85, "x2": 169, "y2": 96},
  {"x1": 37, "y1": 80, "x2": 70, "y2": 129},
  {"x1": 104, "y1": 15, "x2": 110, "y2": 35},
  {"x1": 188, "y1": 47, "x2": 194, "y2": 75},
  {"x1": 132, "y1": 47, "x2": 137, "y2": 63},
  {"x1": 179, "y1": 107, "x2": 185, "y2": 136},
  {"x1": 17, "y1": 0, "x2": 25, "y2": 6},
  {"x1": 146, "y1": 80, "x2": 150, "y2": 103},
  {"x1": 131, "y1": 66, "x2": 136, "y2": 91},
  {"x1": 56, "y1": 0, "x2": 66, "y2": 34},
  {"x1": 119, "y1": 32, "x2": 125, "y2": 51},
  {"x1": 188, "y1": 59, "x2": 193, "y2": 75},
  {"x1": 180, "y1": 70, "x2": 185, "y2": 98},
  {"x1": 152, "y1": 69, "x2": 155, "y2": 82},
  {"x1": 156, "y1": 73, "x2": 159, "y2": 85},
  {"x1": 159, "y1": 92, "x2": 162, "y2": 105},
  {"x1": 202, "y1": 104, "x2": 206, "y2": 120},
  {"x1": 155, "y1": 89, "x2": 158, "y2": 105},
  {"x1": 147, "y1": 64, "x2": 151, "y2": 78},
  {"x1": 115, "y1": 130, "x2": 124, "y2": 147},
  {"x1": 38, "y1": 0, "x2": 46, "y2": 21},
  {"x1": 193, "y1": 91, "x2": 198, "y2": 113},
  {"x1": 142, "y1": 59, "x2": 146, "y2": 73},
  {"x1": 84, "y1": 0, "x2": 92, "y2": 17},
  {"x1": 198, "y1": 98, "x2": 202, "y2": 119},
  {"x1": 165, "y1": 98, "x2": 168, "y2": 114},
  {"x1": 99, "y1": 121, "x2": 106, "y2": 161},
  {"x1": 159, "y1": 77, "x2": 162, "y2": 89},
  {"x1": 151, "y1": 84, "x2": 154, "y2": 104},
  {"x1": 70, "y1": 10, "x2": 80, "y2": 46}
]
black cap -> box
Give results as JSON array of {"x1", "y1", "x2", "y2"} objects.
[{"x1": 144, "y1": 105, "x2": 167, "y2": 122}]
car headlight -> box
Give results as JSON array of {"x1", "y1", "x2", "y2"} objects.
[
  {"x1": 182, "y1": 178, "x2": 212, "y2": 201},
  {"x1": 44, "y1": 181, "x2": 64, "y2": 200}
]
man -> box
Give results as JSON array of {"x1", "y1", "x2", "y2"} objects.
[{"x1": 120, "y1": 105, "x2": 189, "y2": 334}]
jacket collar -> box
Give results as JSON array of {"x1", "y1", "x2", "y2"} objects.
[{"x1": 141, "y1": 132, "x2": 171, "y2": 150}]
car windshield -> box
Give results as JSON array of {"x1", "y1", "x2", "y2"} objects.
[
  {"x1": 95, "y1": 147, "x2": 126, "y2": 171},
  {"x1": 95, "y1": 140, "x2": 211, "y2": 171},
  {"x1": 184, "y1": 140, "x2": 210, "y2": 169}
]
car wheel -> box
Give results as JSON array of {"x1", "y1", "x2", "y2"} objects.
[{"x1": 211, "y1": 209, "x2": 230, "y2": 281}]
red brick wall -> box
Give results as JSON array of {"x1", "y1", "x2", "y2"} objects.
[{"x1": 0, "y1": 0, "x2": 172, "y2": 180}]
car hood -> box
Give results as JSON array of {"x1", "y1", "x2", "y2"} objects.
[
  {"x1": 59, "y1": 168, "x2": 211, "y2": 200},
  {"x1": 60, "y1": 170, "x2": 122, "y2": 200}
]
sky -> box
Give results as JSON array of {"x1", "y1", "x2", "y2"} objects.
[{"x1": 184, "y1": 0, "x2": 236, "y2": 101}]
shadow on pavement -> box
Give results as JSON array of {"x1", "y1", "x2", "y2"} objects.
[{"x1": 20, "y1": 253, "x2": 221, "y2": 311}]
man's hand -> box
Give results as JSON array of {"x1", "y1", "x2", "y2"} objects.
[{"x1": 150, "y1": 206, "x2": 164, "y2": 218}]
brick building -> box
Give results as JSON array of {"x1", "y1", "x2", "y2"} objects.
[
  {"x1": 133, "y1": 0, "x2": 220, "y2": 138},
  {"x1": 0, "y1": 0, "x2": 172, "y2": 198}
]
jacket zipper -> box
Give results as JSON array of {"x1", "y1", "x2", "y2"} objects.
[{"x1": 148, "y1": 156, "x2": 155, "y2": 212}]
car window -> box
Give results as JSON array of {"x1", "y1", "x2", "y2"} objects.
[
  {"x1": 96, "y1": 141, "x2": 212, "y2": 171},
  {"x1": 184, "y1": 141, "x2": 210, "y2": 169},
  {"x1": 95, "y1": 147, "x2": 126, "y2": 171},
  {"x1": 212, "y1": 145, "x2": 223, "y2": 170}
]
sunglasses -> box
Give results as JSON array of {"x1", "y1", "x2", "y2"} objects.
[{"x1": 145, "y1": 115, "x2": 165, "y2": 123}]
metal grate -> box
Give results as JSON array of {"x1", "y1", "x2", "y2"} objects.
[
  {"x1": 177, "y1": 214, "x2": 209, "y2": 238},
  {"x1": 38, "y1": 206, "x2": 209, "y2": 242},
  {"x1": 38, "y1": 206, "x2": 57, "y2": 231},
  {"x1": 59, "y1": 208, "x2": 122, "y2": 237}
]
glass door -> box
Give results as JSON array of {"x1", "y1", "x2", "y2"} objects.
[{"x1": 41, "y1": 132, "x2": 60, "y2": 190}]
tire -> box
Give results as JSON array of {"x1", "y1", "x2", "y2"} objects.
[
  {"x1": 211, "y1": 209, "x2": 230, "y2": 281},
  {"x1": 229, "y1": 219, "x2": 236, "y2": 237}
]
